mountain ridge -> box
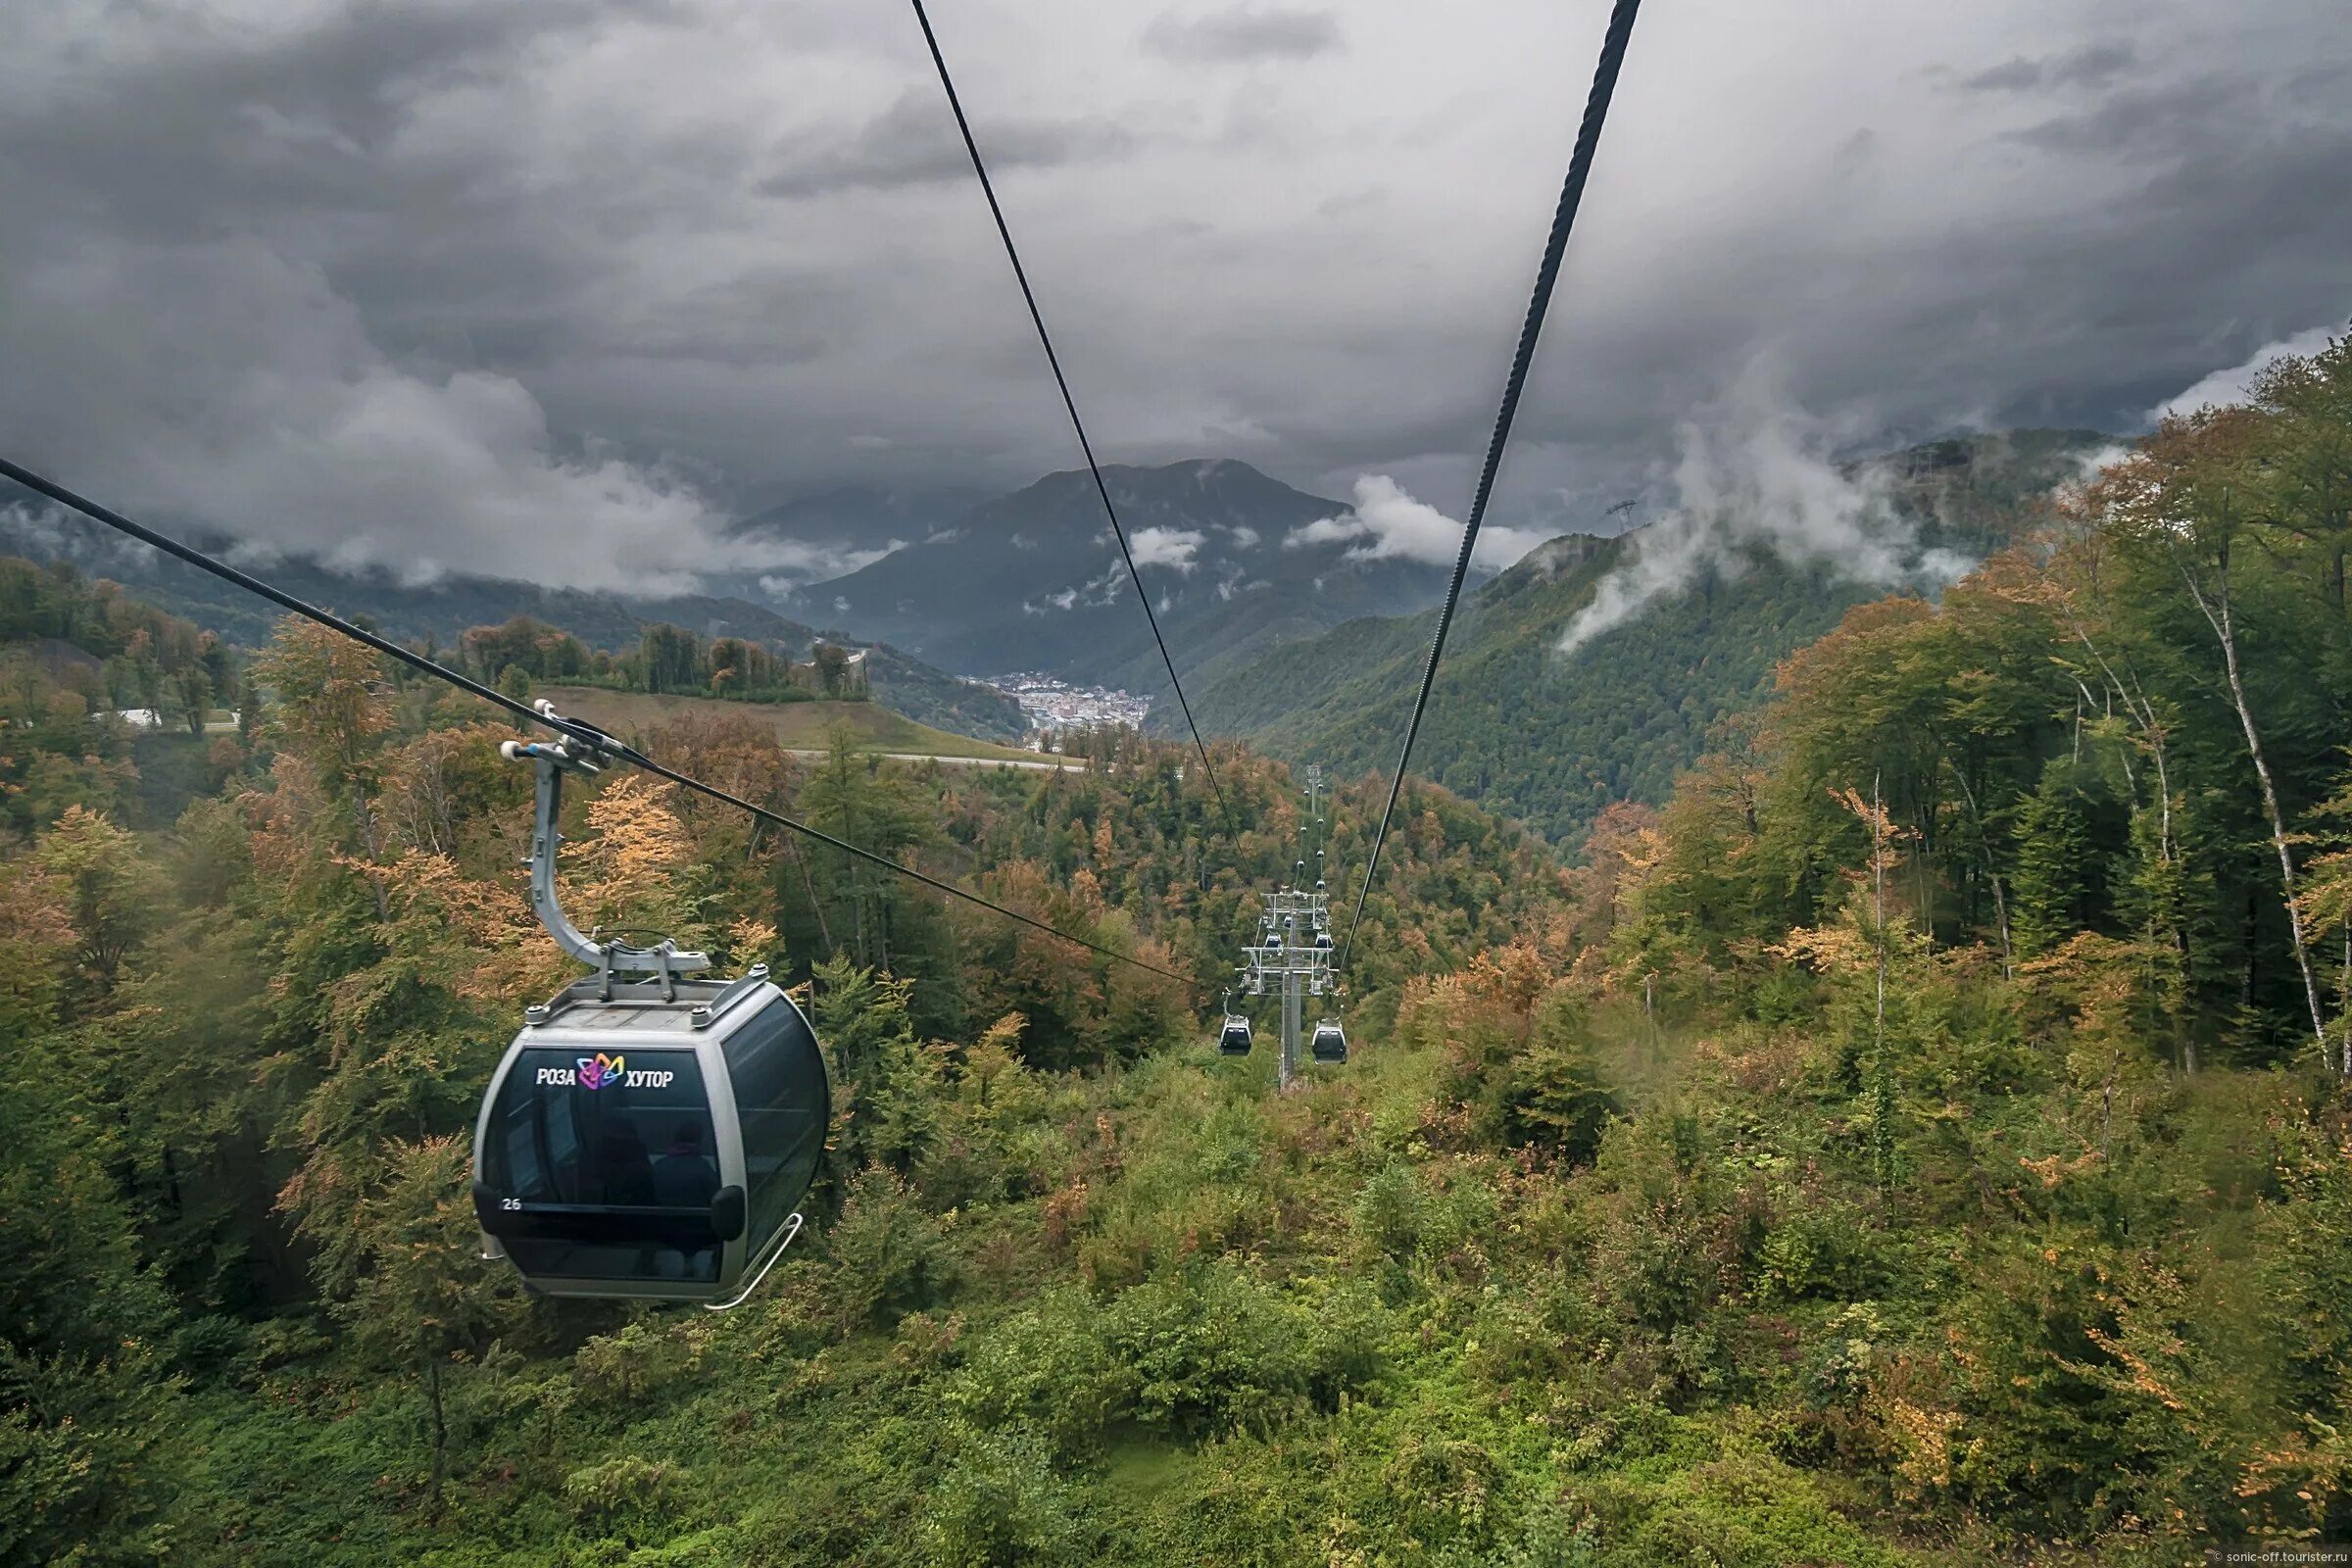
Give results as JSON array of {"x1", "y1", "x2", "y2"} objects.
[
  {"x1": 796, "y1": 458, "x2": 1472, "y2": 688},
  {"x1": 1188, "y1": 428, "x2": 2112, "y2": 847}
]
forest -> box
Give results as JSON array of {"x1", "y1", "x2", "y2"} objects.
[
  {"x1": 4, "y1": 341, "x2": 2351, "y2": 1565},
  {"x1": 443, "y1": 613, "x2": 1030, "y2": 743},
  {"x1": 457, "y1": 614, "x2": 872, "y2": 706}
]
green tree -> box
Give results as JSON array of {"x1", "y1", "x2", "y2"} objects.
[
  {"x1": 798, "y1": 727, "x2": 937, "y2": 968},
  {"x1": 333, "y1": 1137, "x2": 520, "y2": 1513},
  {"x1": 34, "y1": 805, "x2": 162, "y2": 1003},
  {"x1": 252, "y1": 617, "x2": 397, "y2": 915},
  {"x1": 2011, "y1": 760, "x2": 2094, "y2": 958}
]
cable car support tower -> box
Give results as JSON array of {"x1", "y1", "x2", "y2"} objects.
[
  {"x1": 1235, "y1": 764, "x2": 1345, "y2": 1087},
  {"x1": 1241, "y1": 885, "x2": 1335, "y2": 1089}
]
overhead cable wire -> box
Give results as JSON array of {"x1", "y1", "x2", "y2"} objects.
[
  {"x1": 0, "y1": 454, "x2": 1198, "y2": 990},
  {"x1": 1340, "y1": 0, "x2": 1644, "y2": 969},
  {"x1": 907, "y1": 0, "x2": 1239, "y2": 843}
]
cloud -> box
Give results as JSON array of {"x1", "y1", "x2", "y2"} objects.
[
  {"x1": 1130, "y1": 525, "x2": 1206, "y2": 570},
  {"x1": 1288, "y1": 475, "x2": 1544, "y2": 570},
  {"x1": 756, "y1": 539, "x2": 903, "y2": 595},
  {"x1": 1957, "y1": 41, "x2": 2136, "y2": 93},
  {"x1": 758, "y1": 88, "x2": 1134, "y2": 199},
  {"x1": 0, "y1": 237, "x2": 769, "y2": 594},
  {"x1": 1023, "y1": 562, "x2": 1127, "y2": 613},
  {"x1": 1555, "y1": 370, "x2": 1974, "y2": 655},
  {"x1": 1143, "y1": 6, "x2": 1343, "y2": 63},
  {"x1": 2149, "y1": 321, "x2": 2347, "y2": 421},
  {"x1": 1224, "y1": 524, "x2": 1260, "y2": 548},
  {"x1": 2, "y1": 0, "x2": 2347, "y2": 590}
]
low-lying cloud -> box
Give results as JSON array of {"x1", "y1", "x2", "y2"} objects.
[
  {"x1": 1288, "y1": 474, "x2": 1545, "y2": 570},
  {"x1": 1023, "y1": 562, "x2": 1127, "y2": 615},
  {"x1": 2149, "y1": 319, "x2": 2346, "y2": 421},
  {"x1": 1130, "y1": 525, "x2": 1206, "y2": 571},
  {"x1": 1555, "y1": 379, "x2": 1973, "y2": 655},
  {"x1": 758, "y1": 540, "x2": 903, "y2": 597}
]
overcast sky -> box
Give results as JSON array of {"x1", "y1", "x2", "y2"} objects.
[{"x1": 2, "y1": 0, "x2": 2347, "y2": 592}]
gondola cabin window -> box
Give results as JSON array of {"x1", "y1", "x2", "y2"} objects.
[
  {"x1": 721, "y1": 1004, "x2": 827, "y2": 1248},
  {"x1": 481, "y1": 1047, "x2": 722, "y2": 1284}
]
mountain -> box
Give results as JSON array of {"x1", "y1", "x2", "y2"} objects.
[
  {"x1": 797, "y1": 459, "x2": 1463, "y2": 690},
  {"x1": 0, "y1": 482, "x2": 1026, "y2": 742},
  {"x1": 695, "y1": 484, "x2": 985, "y2": 607},
  {"x1": 1192, "y1": 429, "x2": 2112, "y2": 847},
  {"x1": 726, "y1": 485, "x2": 982, "y2": 556}
]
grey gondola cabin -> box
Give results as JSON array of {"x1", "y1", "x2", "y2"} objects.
[
  {"x1": 1311, "y1": 1019, "x2": 1348, "y2": 1064},
  {"x1": 472, "y1": 717, "x2": 829, "y2": 1306},
  {"x1": 1218, "y1": 1014, "x2": 1253, "y2": 1055}
]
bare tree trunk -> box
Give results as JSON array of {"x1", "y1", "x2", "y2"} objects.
[
  {"x1": 1946, "y1": 763, "x2": 2013, "y2": 978},
  {"x1": 1872, "y1": 774, "x2": 1895, "y2": 1200},
  {"x1": 2066, "y1": 619, "x2": 2180, "y2": 862},
  {"x1": 353, "y1": 791, "x2": 392, "y2": 921},
  {"x1": 2099, "y1": 1054, "x2": 2117, "y2": 1161},
  {"x1": 785, "y1": 837, "x2": 835, "y2": 953},
  {"x1": 2340, "y1": 920, "x2": 2350, "y2": 1077},
  {"x1": 2134, "y1": 699, "x2": 2197, "y2": 1072},
  {"x1": 1643, "y1": 970, "x2": 1659, "y2": 1064},
  {"x1": 2181, "y1": 563, "x2": 2328, "y2": 1054},
  {"x1": 426, "y1": 1353, "x2": 448, "y2": 1518},
  {"x1": 2062, "y1": 628, "x2": 2203, "y2": 1065},
  {"x1": 1874, "y1": 775, "x2": 1887, "y2": 1059}
]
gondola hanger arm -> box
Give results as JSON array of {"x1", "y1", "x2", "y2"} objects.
[{"x1": 503, "y1": 706, "x2": 710, "y2": 986}]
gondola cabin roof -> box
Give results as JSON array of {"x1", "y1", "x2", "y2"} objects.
[{"x1": 519, "y1": 967, "x2": 780, "y2": 1037}]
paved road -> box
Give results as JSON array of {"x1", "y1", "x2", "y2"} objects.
[{"x1": 784, "y1": 749, "x2": 1081, "y2": 771}]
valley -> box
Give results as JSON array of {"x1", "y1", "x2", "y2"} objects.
[{"x1": 794, "y1": 458, "x2": 1463, "y2": 693}]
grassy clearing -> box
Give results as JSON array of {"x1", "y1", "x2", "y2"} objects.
[{"x1": 536, "y1": 685, "x2": 1061, "y2": 764}]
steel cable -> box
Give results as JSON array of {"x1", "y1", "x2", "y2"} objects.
[
  {"x1": 1340, "y1": 0, "x2": 1644, "y2": 969},
  {"x1": 0, "y1": 454, "x2": 1198, "y2": 989},
  {"x1": 908, "y1": 0, "x2": 1240, "y2": 844}
]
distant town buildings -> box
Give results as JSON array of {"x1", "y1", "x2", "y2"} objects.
[{"x1": 984, "y1": 673, "x2": 1152, "y2": 743}]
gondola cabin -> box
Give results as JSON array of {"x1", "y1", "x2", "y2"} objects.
[
  {"x1": 1218, "y1": 1014, "x2": 1253, "y2": 1055},
  {"x1": 473, "y1": 967, "x2": 826, "y2": 1303},
  {"x1": 1310, "y1": 1019, "x2": 1348, "y2": 1064},
  {"x1": 473, "y1": 720, "x2": 830, "y2": 1307}
]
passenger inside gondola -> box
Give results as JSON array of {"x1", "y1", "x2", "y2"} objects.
[
  {"x1": 592, "y1": 1120, "x2": 658, "y2": 1205},
  {"x1": 653, "y1": 1122, "x2": 720, "y2": 1208}
]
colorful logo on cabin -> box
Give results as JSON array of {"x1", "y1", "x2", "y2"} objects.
[{"x1": 575, "y1": 1053, "x2": 626, "y2": 1091}]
